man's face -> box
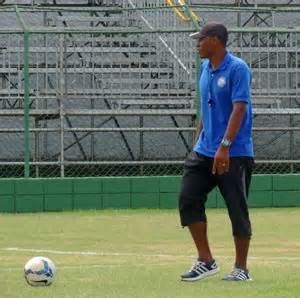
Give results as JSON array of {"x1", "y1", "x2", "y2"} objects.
[{"x1": 196, "y1": 36, "x2": 216, "y2": 58}]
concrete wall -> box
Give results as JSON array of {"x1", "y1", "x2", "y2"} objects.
[{"x1": 0, "y1": 174, "x2": 299, "y2": 212}]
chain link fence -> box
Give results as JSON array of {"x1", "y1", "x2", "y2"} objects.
[{"x1": 0, "y1": 3, "x2": 299, "y2": 177}]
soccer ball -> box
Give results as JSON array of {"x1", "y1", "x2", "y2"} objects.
[{"x1": 24, "y1": 256, "x2": 56, "y2": 286}]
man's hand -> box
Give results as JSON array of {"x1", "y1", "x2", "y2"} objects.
[
  {"x1": 212, "y1": 102, "x2": 246, "y2": 175},
  {"x1": 212, "y1": 146, "x2": 230, "y2": 175}
]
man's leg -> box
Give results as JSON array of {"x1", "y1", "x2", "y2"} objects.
[
  {"x1": 234, "y1": 157, "x2": 253, "y2": 270},
  {"x1": 181, "y1": 219, "x2": 220, "y2": 282},
  {"x1": 188, "y1": 221, "x2": 213, "y2": 263},
  {"x1": 218, "y1": 157, "x2": 253, "y2": 281},
  {"x1": 234, "y1": 237, "x2": 250, "y2": 270},
  {"x1": 179, "y1": 153, "x2": 219, "y2": 281}
]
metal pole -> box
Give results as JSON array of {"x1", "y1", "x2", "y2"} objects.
[
  {"x1": 59, "y1": 34, "x2": 65, "y2": 177},
  {"x1": 139, "y1": 116, "x2": 144, "y2": 175},
  {"x1": 34, "y1": 118, "x2": 39, "y2": 177},
  {"x1": 236, "y1": 0, "x2": 242, "y2": 57},
  {"x1": 15, "y1": 5, "x2": 30, "y2": 177},
  {"x1": 23, "y1": 31, "x2": 30, "y2": 178}
]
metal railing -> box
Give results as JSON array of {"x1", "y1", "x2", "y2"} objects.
[{"x1": 0, "y1": 4, "x2": 299, "y2": 177}]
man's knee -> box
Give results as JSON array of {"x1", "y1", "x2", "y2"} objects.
[
  {"x1": 232, "y1": 218, "x2": 252, "y2": 239},
  {"x1": 178, "y1": 194, "x2": 207, "y2": 227}
]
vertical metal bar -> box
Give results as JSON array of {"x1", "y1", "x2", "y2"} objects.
[
  {"x1": 237, "y1": 0, "x2": 241, "y2": 56},
  {"x1": 276, "y1": 31, "x2": 279, "y2": 103},
  {"x1": 23, "y1": 31, "x2": 30, "y2": 178},
  {"x1": 43, "y1": 12, "x2": 48, "y2": 176},
  {"x1": 267, "y1": 32, "x2": 270, "y2": 97},
  {"x1": 18, "y1": 35, "x2": 21, "y2": 103},
  {"x1": 35, "y1": 118, "x2": 39, "y2": 177},
  {"x1": 35, "y1": 45, "x2": 39, "y2": 177},
  {"x1": 1, "y1": 38, "x2": 6, "y2": 98},
  {"x1": 15, "y1": 5, "x2": 31, "y2": 177},
  {"x1": 91, "y1": 33, "x2": 95, "y2": 161},
  {"x1": 139, "y1": 116, "x2": 144, "y2": 175},
  {"x1": 44, "y1": 34, "x2": 49, "y2": 167},
  {"x1": 289, "y1": 114, "x2": 294, "y2": 173},
  {"x1": 288, "y1": 33, "x2": 294, "y2": 173},
  {"x1": 8, "y1": 34, "x2": 11, "y2": 100},
  {"x1": 285, "y1": 33, "x2": 289, "y2": 101},
  {"x1": 59, "y1": 34, "x2": 65, "y2": 177},
  {"x1": 258, "y1": 32, "x2": 261, "y2": 96},
  {"x1": 296, "y1": 32, "x2": 299, "y2": 101},
  {"x1": 296, "y1": 32, "x2": 299, "y2": 173}
]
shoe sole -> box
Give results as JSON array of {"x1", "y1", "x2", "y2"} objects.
[
  {"x1": 181, "y1": 268, "x2": 220, "y2": 282},
  {"x1": 222, "y1": 277, "x2": 252, "y2": 282}
]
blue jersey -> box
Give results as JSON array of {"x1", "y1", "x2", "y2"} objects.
[{"x1": 194, "y1": 52, "x2": 254, "y2": 157}]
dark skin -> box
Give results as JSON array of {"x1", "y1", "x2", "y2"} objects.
[
  {"x1": 212, "y1": 102, "x2": 246, "y2": 175},
  {"x1": 197, "y1": 35, "x2": 247, "y2": 175},
  {"x1": 188, "y1": 36, "x2": 250, "y2": 270}
]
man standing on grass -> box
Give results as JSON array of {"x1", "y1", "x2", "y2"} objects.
[{"x1": 179, "y1": 22, "x2": 254, "y2": 282}]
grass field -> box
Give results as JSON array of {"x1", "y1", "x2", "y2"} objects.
[{"x1": 0, "y1": 208, "x2": 299, "y2": 298}]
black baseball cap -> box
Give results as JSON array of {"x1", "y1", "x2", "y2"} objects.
[{"x1": 190, "y1": 22, "x2": 228, "y2": 46}]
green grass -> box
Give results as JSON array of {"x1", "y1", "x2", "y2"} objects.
[{"x1": 0, "y1": 208, "x2": 299, "y2": 298}]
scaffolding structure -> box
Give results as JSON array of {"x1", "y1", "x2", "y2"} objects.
[{"x1": 0, "y1": 2, "x2": 299, "y2": 177}]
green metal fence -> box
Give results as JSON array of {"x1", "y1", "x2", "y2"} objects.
[{"x1": 0, "y1": 4, "x2": 299, "y2": 177}]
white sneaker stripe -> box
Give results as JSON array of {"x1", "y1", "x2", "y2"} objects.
[
  {"x1": 237, "y1": 272, "x2": 247, "y2": 280},
  {"x1": 188, "y1": 260, "x2": 218, "y2": 276},
  {"x1": 232, "y1": 269, "x2": 249, "y2": 280},
  {"x1": 194, "y1": 265, "x2": 208, "y2": 274},
  {"x1": 198, "y1": 264, "x2": 209, "y2": 271},
  {"x1": 223, "y1": 267, "x2": 251, "y2": 281}
]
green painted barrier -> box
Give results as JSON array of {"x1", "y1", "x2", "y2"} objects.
[{"x1": 0, "y1": 175, "x2": 299, "y2": 213}]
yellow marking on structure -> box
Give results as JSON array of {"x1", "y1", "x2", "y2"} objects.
[{"x1": 165, "y1": 0, "x2": 200, "y2": 22}]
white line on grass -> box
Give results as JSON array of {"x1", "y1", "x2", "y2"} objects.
[
  {"x1": 0, "y1": 263, "x2": 170, "y2": 272},
  {"x1": 1, "y1": 247, "x2": 300, "y2": 261}
]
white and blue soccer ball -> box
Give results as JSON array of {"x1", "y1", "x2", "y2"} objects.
[{"x1": 24, "y1": 256, "x2": 56, "y2": 286}]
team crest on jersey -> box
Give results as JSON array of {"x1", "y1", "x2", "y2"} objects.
[{"x1": 217, "y1": 76, "x2": 226, "y2": 88}]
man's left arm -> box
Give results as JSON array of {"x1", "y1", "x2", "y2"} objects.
[
  {"x1": 212, "y1": 102, "x2": 246, "y2": 175},
  {"x1": 212, "y1": 63, "x2": 251, "y2": 175}
]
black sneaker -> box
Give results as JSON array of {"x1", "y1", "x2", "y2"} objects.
[
  {"x1": 181, "y1": 258, "x2": 220, "y2": 282},
  {"x1": 222, "y1": 267, "x2": 252, "y2": 281}
]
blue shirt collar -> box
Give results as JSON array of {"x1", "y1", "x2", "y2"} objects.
[{"x1": 208, "y1": 51, "x2": 231, "y2": 72}]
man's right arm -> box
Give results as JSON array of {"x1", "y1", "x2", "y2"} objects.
[{"x1": 194, "y1": 120, "x2": 203, "y2": 146}]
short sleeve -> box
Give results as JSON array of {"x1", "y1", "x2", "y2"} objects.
[{"x1": 231, "y1": 63, "x2": 251, "y2": 103}]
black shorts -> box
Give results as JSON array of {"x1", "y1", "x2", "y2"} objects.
[{"x1": 178, "y1": 151, "x2": 254, "y2": 239}]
